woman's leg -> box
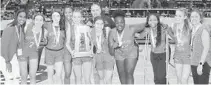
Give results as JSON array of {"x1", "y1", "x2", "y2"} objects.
[
  {"x1": 54, "y1": 61, "x2": 63, "y2": 84},
  {"x1": 63, "y1": 61, "x2": 72, "y2": 84},
  {"x1": 191, "y1": 65, "x2": 198, "y2": 84},
  {"x1": 175, "y1": 63, "x2": 183, "y2": 84},
  {"x1": 181, "y1": 64, "x2": 191, "y2": 84},
  {"x1": 125, "y1": 58, "x2": 138, "y2": 84},
  {"x1": 73, "y1": 63, "x2": 82, "y2": 84},
  {"x1": 116, "y1": 60, "x2": 126, "y2": 84},
  {"x1": 19, "y1": 61, "x2": 28, "y2": 84},
  {"x1": 104, "y1": 70, "x2": 113, "y2": 84},
  {"x1": 29, "y1": 58, "x2": 38, "y2": 84},
  {"x1": 150, "y1": 52, "x2": 159, "y2": 84},
  {"x1": 83, "y1": 61, "x2": 92, "y2": 84},
  {"x1": 37, "y1": 47, "x2": 44, "y2": 71},
  {"x1": 47, "y1": 65, "x2": 54, "y2": 84},
  {"x1": 156, "y1": 53, "x2": 166, "y2": 84},
  {"x1": 97, "y1": 70, "x2": 105, "y2": 84}
]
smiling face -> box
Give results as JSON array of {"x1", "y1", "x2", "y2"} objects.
[
  {"x1": 34, "y1": 15, "x2": 44, "y2": 27},
  {"x1": 91, "y1": 4, "x2": 101, "y2": 18},
  {"x1": 17, "y1": 12, "x2": 26, "y2": 26},
  {"x1": 52, "y1": 12, "x2": 61, "y2": 24},
  {"x1": 115, "y1": 16, "x2": 125, "y2": 32},
  {"x1": 190, "y1": 11, "x2": 201, "y2": 25},
  {"x1": 175, "y1": 10, "x2": 187, "y2": 24},
  {"x1": 95, "y1": 19, "x2": 104, "y2": 34},
  {"x1": 72, "y1": 11, "x2": 83, "y2": 24},
  {"x1": 64, "y1": 7, "x2": 73, "y2": 20},
  {"x1": 148, "y1": 15, "x2": 158, "y2": 28}
]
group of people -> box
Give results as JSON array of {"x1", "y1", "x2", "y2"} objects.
[{"x1": 1, "y1": 3, "x2": 211, "y2": 85}]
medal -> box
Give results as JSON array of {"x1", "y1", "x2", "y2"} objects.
[
  {"x1": 15, "y1": 26, "x2": 23, "y2": 56},
  {"x1": 53, "y1": 25, "x2": 60, "y2": 47},
  {"x1": 150, "y1": 29, "x2": 156, "y2": 48},
  {"x1": 17, "y1": 48, "x2": 22, "y2": 56},
  {"x1": 32, "y1": 27, "x2": 42, "y2": 48},
  {"x1": 96, "y1": 35, "x2": 102, "y2": 53},
  {"x1": 117, "y1": 30, "x2": 124, "y2": 47}
]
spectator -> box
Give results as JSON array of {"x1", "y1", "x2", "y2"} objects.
[{"x1": 131, "y1": 0, "x2": 151, "y2": 8}]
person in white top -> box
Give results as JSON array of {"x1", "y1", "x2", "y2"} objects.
[{"x1": 66, "y1": 9, "x2": 93, "y2": 84}]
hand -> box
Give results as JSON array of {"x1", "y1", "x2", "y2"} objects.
[
  {"x1": 113, "y1": 42, "x2": 119, "y2": 48},
  {"x1": 105, "y1": 27, "x2": 111, "y2": 38},
  {"x1": 71, "y1": 50, "x2": 75, "y2": 56},
  {"x1": 86, "y1": 21, "x2": 92, "y2": 27},
  {"x1": 97, "y1": 49, "x2": 102, "y2": 53},
  {"x1": 121, "y1": 41, "x2": 130, "y2": 48},
  {"x1": 145, "y1": 28, "x2": 150, "y2": 34},
  {"x1": 197, "y1": 64, "x2": 203, "y2": 75},
  {"x1": 6, "y1": 62, "x2": 12, "y2": 73},
  {"x1": 25, "y1": 19, "x2": 32, "y2": 26},
  {"x1": 135, "y1": 33, "x2": 142, "y2": 39}
]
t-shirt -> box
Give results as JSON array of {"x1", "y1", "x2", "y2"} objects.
[{"x1": 45, "y1": 23, "x2": 66, "y2": 50}]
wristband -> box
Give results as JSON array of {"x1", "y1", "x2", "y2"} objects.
[
  {"x1": 199, "y1": 62, "x2": 203, "y2": 66},
  {"x1": 5, "y1": 61, "x2": 10, "y2": 64}
]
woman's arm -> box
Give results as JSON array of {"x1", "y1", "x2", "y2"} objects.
[
  {"x1": 1, "y1": 26, "x2": 13, "y2": 63},
  {"x1": 163, "y1": 24, "x2": 176, "y2": 42},
  {"x1": 87, "y1": 27, "x2": 94, "y2": 53},
  {"x1": 131, "y1": 23, "x2": 146, "y2": 34},
  {"x1": 135, "y1": 31, "x2": 147, "y2": 39},
  {"x1": 108, "y1": 29, "x2": 118, "y2": 56},
  {"x1": 66, "y1": 27, "x2": 73, "y2": 55},
  {"x1": 166, "y1": 24, "x2": 175, "y2": 39},
  {"x1": 200, "y1": 29, "x2": 210, "y2": 65}
]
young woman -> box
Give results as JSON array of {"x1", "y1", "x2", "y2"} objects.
[
  {"x1": 45, "y1": 11, "x2": 66, "y2": 84},
  {"x1": 89, "y1": 3, "x2": 116, "y2": 84},
  {"x1": 19, "y1": 13, "x2": 47, "y2": 84},
  {"x1": 63, "y1": 6, "x2": 73, "y2": 84},
  {"x1": 190, "y1": 9, "x2": 211, "y2": 84},
  {"x1": 89, "y1": 3, "x2": 115, "y2": 29},
  {"x1": 91, "y1": 16, "x2": 115, "y2": 84},
  {"x1": 137, "y1": 13, "x2": 173, "y2": 84},
  {"x1": 108, "y1": 10, "x2": 146, "y2": 84},
  {"x1": 1, "y1": 9, "x2": 26, "y2": 84},
  {"x1": 171, "y1": 8, "x2": 192, "y2": 84},
  {"x1": 66, "y1": 9, "x2": 93, "y2": 84}
]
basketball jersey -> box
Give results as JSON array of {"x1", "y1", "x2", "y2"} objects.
[
  {"x1": 23, "y1": 27, "x2": 42, "y2": 52},
  {"x1": 173, "y1": 23, "x2": 191, "y2": 52},
  {"x1": 46, "y1": 24, "x2": 65, "y2": 50},
  {"x1": 112, "y1": 25, "x2": 138, "y2": 56}
]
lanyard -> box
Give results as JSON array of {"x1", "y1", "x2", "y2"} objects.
[
  {"x1": 150, "y1": 29, "x2": 156, "y2": 48},
  {"x1": 53, "y1": 25, "x2": 60, "y2": 45},
  {"x1": 32, "y1": 27, "x2": 42, "y2": 48},
  {"x1": 96, "y1": 34, "x2": 102, "y2": 49},
  {"x1": 191, "y1": 24, "x2": 201, "y2": 46},
  {"x1": 176, "y1": 27, "x2": 183, "y2": 45},
  {"x1": 117, "y1": 30, "x2": 124, "y2": 46},
  {"x1": 15, "y1": 26, "x2": 21, "y2": 43}
]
